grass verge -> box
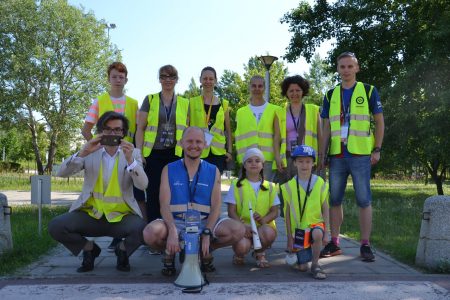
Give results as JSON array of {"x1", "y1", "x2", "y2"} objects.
[
  {"x1": 0, "y1": 205, "x2": 69, "y2": 276},
  {"x1": 0, "y1": 173, "x2": 83, "y2": 192},
  {"x1": 341, "y1": 182, "x2": 449, "y2": 267}
]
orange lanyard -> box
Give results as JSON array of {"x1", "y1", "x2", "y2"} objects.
[{"x1": 203, "y1": 95, "x2": 214, "y2": 125}]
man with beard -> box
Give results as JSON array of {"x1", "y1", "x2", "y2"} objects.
[{"x1": 143, "y1": 126, "x2": 245, "y2": 276}]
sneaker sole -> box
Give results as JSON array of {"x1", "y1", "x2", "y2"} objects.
[{"x1": 320, "y1": 250, "x2": 343, "y2": 258}]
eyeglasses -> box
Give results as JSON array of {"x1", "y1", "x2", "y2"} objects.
[
  {"x1": 103, "y1": 127, "x2": 123, "y2": 134},
  {"x1": 159, "y1": 74, "x2": 177, "y2": 81}
]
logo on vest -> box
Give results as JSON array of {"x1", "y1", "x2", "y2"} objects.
[
  {"x1": 173, "y1": 180, "x2": 184, "y2": 186},
  {"x1": 197, "y1": 182, "x2": 209, "y2": 187},
  {"x1": 356, "y1": 97, "x2": 365, "y2": 105}
]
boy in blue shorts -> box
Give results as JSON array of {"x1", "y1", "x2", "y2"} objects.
[{"x1": 281, "y1": 145, "x2": 329, "y2": 279}]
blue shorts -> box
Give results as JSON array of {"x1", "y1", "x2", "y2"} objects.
[
  {"x1": 329, "y1": 156, "x2": 372, "y2": 208},
  {"x1": 296, "y1": 226, "x2": 324, "y2": 264}
]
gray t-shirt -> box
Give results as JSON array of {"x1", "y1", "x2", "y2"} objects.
[{"x1": 140, "y1": 93, "x2": 177, "y2": 149}]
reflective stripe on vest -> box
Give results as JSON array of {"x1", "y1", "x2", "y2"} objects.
[
  {"x1": 82, "y1": 156, "x2": 132, "y2": 222},
  {"x1": 97, "y1": 93, "x2": 138, "y2": 143},
  {"x1": 233, "y1": 179, "x2": 276, "y2": 230},
  {"x1": 277, "y1": 103, "x2": 319, "y2": 168},
  {"x1": 280, "y1": 176, "x2": 327, "y2": 233},
  {"x1": 142, "y1": 94, "x2": 189, "y2": 157},
  {"x1": 189, "y1": 96, "x2": 229, "y2": 157},
  {"x1": 328, "y1": 82, "x2": 374, "y2": 155},
  {"x1": 235, "y1": 103, "x2": 280, "y2": 163}
]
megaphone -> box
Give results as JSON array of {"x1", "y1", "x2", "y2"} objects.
[{"x1": 174, "y1": 231, "x2": 206, "y2": 289}]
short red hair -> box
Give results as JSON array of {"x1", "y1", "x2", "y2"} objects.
[{"x1": 107, "y1": 62, "x2": 128, "y2": 77}]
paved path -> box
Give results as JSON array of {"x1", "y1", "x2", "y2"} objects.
[{"x1": 1, "y1": 190, "x2": 449, "y2": 299}]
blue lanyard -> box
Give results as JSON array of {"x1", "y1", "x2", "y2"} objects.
[{"x1": 182, "y1": 160, "x2": 201, "y2": 203}]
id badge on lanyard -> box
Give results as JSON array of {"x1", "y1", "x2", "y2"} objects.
[
  {"x1": 204, "y1": 130, "x2": 214, "y2": 147},
  {"x1": 185, "y1": 207, "x2": 201, "y2": 233},
  {"x1": 341, "y1": 115, "x2": 349, "y2": 145}
]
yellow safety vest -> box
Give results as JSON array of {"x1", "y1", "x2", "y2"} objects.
[
  {"x1": 189, "y1": 96, "x2": 229, "y2": 157},
  {"x1": 232, "y1": 179, "x2": 277, "y2": 230},
  {"x1": 98, "y1": 92, "x2": 138, "y2": 143},
  {"x1": 276, "y1": 103, "x2": 319, "y2": 168},
  {"x1": 280, "y1": 176, "x2": 328, "y2": 234},
  {"x1": 235, "y1": 103, "x2": 280, "y2": 163},
  {"x1": 142, "y1": 93, "x2": 189, "y2": 157},
  {"x1": 328, "y1": 82, "x2": 374, "y2": 155},
  {"x1": 82, "y1": 156, "x2": 132, "y2": 222}
]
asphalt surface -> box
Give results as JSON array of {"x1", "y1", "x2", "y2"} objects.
[{"x1": 0, "y1": 189, "x2": 449, "y2": 299}]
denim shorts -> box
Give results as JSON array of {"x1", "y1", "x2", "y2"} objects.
[{"x1": 329, "y1": 156, "x2": 372, "y2": 208}]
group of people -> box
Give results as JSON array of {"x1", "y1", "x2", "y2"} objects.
[{"x1": 48, "y1": 51, "x2": 384, "y2": 280}]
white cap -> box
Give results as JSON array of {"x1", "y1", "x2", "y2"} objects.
[
  {"x1": 243, "y1": 147, "x2": 265, "y2": 163},
  {"x1": 285, "y1": 252, "x2": 298, "y2": 266}
]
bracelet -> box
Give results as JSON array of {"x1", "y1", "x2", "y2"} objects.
[{"x1": 372, "y1": 147, "x2": 382, "y2": 153}]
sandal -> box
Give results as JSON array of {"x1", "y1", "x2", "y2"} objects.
[
  {"x1": 311, "y1": 265, "x2": 327, "y2": 280},
  {"x1": 232, "y1": 255, "x2": 245, "y2": 265},
  {"x1": 253, "y1": 251, "x2": 270, "y2": 268},
  {"x1": 200, "y1": 255, "x2": 216, "y2": 272},
  {"x1": 161, "y1": 255, "x2": 176, "y2": 276}
]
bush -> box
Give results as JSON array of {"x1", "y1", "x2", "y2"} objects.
[{"x1": 0, "y1": 161, "x2": 24, "y2": 173}]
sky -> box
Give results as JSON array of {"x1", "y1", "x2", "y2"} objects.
[{"x1": 68, "y1": 0, "x2": 330, "y2": 104}]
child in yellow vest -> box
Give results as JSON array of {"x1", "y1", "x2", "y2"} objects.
[
  {"x1": 224, "y1": 148, "x2": 279, "y2": 268},
  {"x1": 280, "y1": 145, "x2": 329, "y2": 279}
]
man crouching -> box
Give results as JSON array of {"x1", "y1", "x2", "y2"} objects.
[
  {"x1": 48, "y1": 111, "x2": 147, "y2": 272},
  {"x1": 143, "y1": 126, "x2": 245, "y2": 276}
]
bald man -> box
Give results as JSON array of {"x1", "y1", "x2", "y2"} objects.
[{"x1": 143, "y1": 126, "x2": 245, "y2": 276}]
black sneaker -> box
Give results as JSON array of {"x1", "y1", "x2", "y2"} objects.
[
  {"x1": 320, "y1": 241, "x2": 342, "y2": 258},
  {"x1": 108, "y1": 238, "x2": 122, "y2": 252},
  {"x1": 115, "y1": 244, "x2": 131, "y2": 272},
  {"x1": 360, "y1": 244, "x2": 375, "y2": 262},
  {"x1": 77, "y1": 242, "x2": 101, "y2": 273}
]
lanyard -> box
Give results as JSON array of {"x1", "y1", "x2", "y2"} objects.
[
  {"x1": 182, "y1": 159, "x2": 201, "y2": 204},
  {"x1": 161, "y1": 93, "x2": 175, "y2": 122},
  {"x1": 340, "y1": 85, "x2": 350, "y2": 121},
  {"x1": 203, "y1": 95, "x2": 214, "y2": 125},
  {"x1": 289, "y1": 104, "x2": 300, "y2": 132},
  {"x1": 296, "y1": 174, "x2": 312, "y2": 224}
]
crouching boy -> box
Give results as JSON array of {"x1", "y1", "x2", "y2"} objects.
[{"x1": 280, "y1": 145, "x2": 329, "y2": 279}]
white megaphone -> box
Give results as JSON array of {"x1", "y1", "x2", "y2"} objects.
[{"x1": 174, "y1": 231, "x2": 206, "y2": 289}]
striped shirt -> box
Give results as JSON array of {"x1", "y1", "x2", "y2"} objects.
[{"x1": 85, "y1": 95, "x2": 138, "y2": 124}]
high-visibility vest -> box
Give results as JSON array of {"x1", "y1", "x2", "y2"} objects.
[
  {"x1": 189, "y1": 96, "x2": 229, "y2": 157},
  {"x1": 82, "y1": 156, "x2": 132, "y2": 222},
  {"x1": 328, "y1": 82, "x2": 374, "y2": 155},
  {"x1": 277, "y1": 103, "x2": 319, "y2": 168},
  {"x1": 235, "y1": 103, "x2": 280, "y2": 163},
  {"x1": 280, "y1": 175, "x2": 328, "y2": 233},
  {"x1": 97, "y1": 92, "x2": 138, "y2": 143},
  {"x1": 142, "y1": 93, "x2": 189, "y2": 157},
  {"x1": 168, "y1": 159, "x2": 216, "y2": 220},
  {"x1": 232, "y1": 179, "x2": 277, "y2": 230}
]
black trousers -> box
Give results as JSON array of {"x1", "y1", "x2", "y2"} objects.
[
  {"x1": 48, "y1": 210, "x2": 146, "y2": 257},
  {"x1": 144, "y1": 148, "x2": 178, "y2": 223}
]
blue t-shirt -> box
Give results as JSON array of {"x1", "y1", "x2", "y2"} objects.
[{"x1": 321, "y1": 82, "x2": 383, "y2": 157}]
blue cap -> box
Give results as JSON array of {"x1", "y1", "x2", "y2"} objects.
[{"x1": 291, "y1": 145, "x2": 316, "y2": 162}]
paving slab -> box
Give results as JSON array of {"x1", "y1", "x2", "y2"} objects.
[{"x1": 1, "y1": 189, "x2": 450, "y2": 299}]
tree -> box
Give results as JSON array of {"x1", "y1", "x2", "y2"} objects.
[
  {"x1": 282, "y1": 0, "x2": 450, "y2": 194},
  {"x1": 0, "y1": 0, "x2": 118, "y2": 174},
  {"x1": 303, "y1": 53, "x2": 336, "y2": 105},
  {"x1": 180, "y1": 77, "x2": 201, "y2": 99}
]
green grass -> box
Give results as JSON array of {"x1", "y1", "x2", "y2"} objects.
[
  {"x1": 340, "y1": 180, "x2": 449, "y2": 266},
  {"x1": 0, "y1": 172, "x2": 83, "y2": 192},
  {"x1": 0, "y1": 205, "x2": 69, "y2": 276}
]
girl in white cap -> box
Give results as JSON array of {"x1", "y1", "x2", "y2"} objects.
[{"x1": 224, "y1": 148, "x2": 279, "y2": 268}]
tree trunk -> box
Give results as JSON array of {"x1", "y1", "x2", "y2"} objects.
[
  {"x1": 27, "y1": 108, "x2": 44, "y2": 175},
  {"x1": 426, "y1": 159, "x2": 445, "y2": 195},
  {"x1": 44, "y1": 130, "x2": 58, "y2": 174}
]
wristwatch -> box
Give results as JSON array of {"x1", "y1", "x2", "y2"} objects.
[
  {"x1": 372, "y1": 147, "x2": 382, "y2": 153},
  {"x1": 201, "y1": 228, "x2": 213, "y2": 237}
]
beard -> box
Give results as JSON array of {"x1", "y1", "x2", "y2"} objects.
[{"x1": 185, "y1": 153, "x2": 201, "y2": 160}]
